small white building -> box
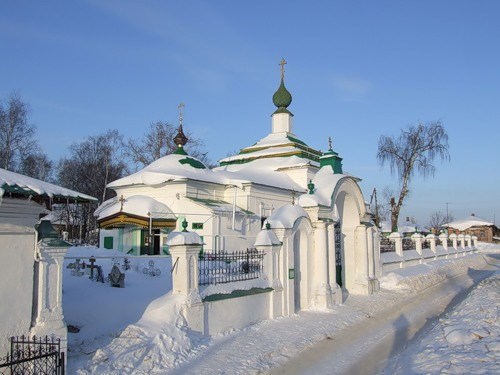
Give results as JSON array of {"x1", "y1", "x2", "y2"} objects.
[
  {"x1": 0, "y1": 168, "x2": 96, "y2": 356},
  {"x1": 96, "y1": 63, "x2": 380, "y2": 310}
]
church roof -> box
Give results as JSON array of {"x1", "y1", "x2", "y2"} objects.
[
  {"x1": 264, "y1": 204, "x2": 308, "y2": 229},
  {"x1": 218, "y1": 132, "x2": 322, "y2": 167},
  {"x1": 107, "y1": 153, "x2": 225, "y2": 188},
  {"x1": 94, "y1": 195, "x2": 176, "y2": 221}
]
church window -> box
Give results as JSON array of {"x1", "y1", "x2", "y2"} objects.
[{"x1": 192, "y1": 222, "x2": 204, "y2": 230}]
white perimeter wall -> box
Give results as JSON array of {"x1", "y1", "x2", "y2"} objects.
[
  {"x1": 185, "y1": 292, "x2": 271, "y2": 335},
  {"x1": 0, "y1": 224, "x2": 36, "y2": 356}
]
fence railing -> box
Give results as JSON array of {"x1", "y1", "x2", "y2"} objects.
[
  {"x1": 379, "y1": 238, "x2": 395, "y2": 253},
  {"x1": 0, "y1": 335, "x2": 64, "y2": 375},
  {"x1": 198, "y1": 249, "x2": 264, "y2": 286}
]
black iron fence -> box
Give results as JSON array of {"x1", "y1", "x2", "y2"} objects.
[
  {"x1": 379, "y1": 238, "x2": 396, "y2": 253},
  {"x1": 0, "y1": 335, "x2": 64, "y2": 375},
  {"x1": 199, "y1": 249, "x2": 264, "y2": 286},
  {"x1": 402, "y1": 238, "x2": 414, "y2": 251}
]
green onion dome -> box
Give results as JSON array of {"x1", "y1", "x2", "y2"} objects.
[{"x1": 272, "y1": 78, "x2": 293, "y2": 115}]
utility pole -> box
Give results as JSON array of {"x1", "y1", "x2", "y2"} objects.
[{"x1": 445, "y1": 202, "x2": 452, "y2": 223}]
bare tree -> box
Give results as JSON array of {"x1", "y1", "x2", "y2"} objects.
[
  {"x1": 57, "y1": 130, "x2": 127, "y2": 242},
  {"x1": 428, "y1": 211, "x2": 453, "y2": 233},
  {"x1": 124, "y1": 121, "x2": 210, "y2": 170},
  {"x1": 0, "y1": 92, "x2": 37, "y2": 171},
  {"x1": 377, "y1": 121, "x2": 450, "y2": 232},
  {"x1": 18, "y1": 148, "x2": 54, "y2": 181}
]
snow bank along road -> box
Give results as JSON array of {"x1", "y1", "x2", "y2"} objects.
[{"x1": 269, "y1": 253, "x2": 500, "y2": 375}]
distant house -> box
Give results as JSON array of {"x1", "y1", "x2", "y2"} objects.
[
  {"x1": 0, "y1": 168, "x2": 96, "y2": 356},
  {"x1": 444, "y1": 214, "x2": 499, "y2": 243}
]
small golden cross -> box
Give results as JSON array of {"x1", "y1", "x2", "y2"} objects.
[
  {"x1": 178, "y1": 103, "x2": 185, "y2": 126},
  {"x1": 279, "y1": 58, "x2": 287, "y2": 80}
]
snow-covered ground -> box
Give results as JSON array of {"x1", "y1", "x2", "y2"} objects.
[{"x1": 63, "y1": 244, "x2": 500, "y2": 374}]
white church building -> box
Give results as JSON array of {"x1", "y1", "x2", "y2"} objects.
[{"x1": 96, "y1": 61, "x2": 380, "y2": 308}]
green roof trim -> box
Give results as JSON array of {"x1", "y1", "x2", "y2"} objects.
[
  {"x1": 179, "y1": 157, "x2": 206, "y2": 169},
  {"x1": 286, "y1": 134, "x2": 308, "y2": 146},
  {"x1": 319, "y1": 149, "x2": 343, "y2": 174}
]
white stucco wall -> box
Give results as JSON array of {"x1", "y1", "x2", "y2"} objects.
[{"x1": 0, "y1": 223, "x2": 36, "y2": 356}]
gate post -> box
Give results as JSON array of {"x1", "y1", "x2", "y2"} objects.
[
  {"x1": 166, "y1": 231, "x2": 204, "y2": 333},
  {"x1": 255, "y1": 227, "x2": 283, "y2": 318},
  {"x1": 31, "y1": 220, "x2": 71, "y2": 355}
]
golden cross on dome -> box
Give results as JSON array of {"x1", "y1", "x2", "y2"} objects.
[
  {"x1": 279, "y1": 58, "x2": 287, "y2": 80},
  {"x1": 178, "y1": 103, "x2": 185, "y2": 127}
]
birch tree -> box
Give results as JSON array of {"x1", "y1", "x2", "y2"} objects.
[
  {"x1": 0, "y1": 92, "x2": 36, "y2": 170},
  {"x1": 377, "y1": 121, "x2": 450, "y2": 232}
]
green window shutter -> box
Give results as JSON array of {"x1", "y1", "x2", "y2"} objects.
[{"x1": 104, "y1": 236, "x2": 113, "y2": 249}]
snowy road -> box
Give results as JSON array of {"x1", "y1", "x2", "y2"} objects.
[{"x1": 269, "y1": 255, "x2": 499, "y2": 375}]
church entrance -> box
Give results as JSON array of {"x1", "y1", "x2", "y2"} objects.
[{"x1": 334, "y1": 221, "x2": 343, "y2": 287}]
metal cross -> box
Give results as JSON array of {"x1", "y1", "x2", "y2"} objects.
[
  {"x1": 328, "y1": 136, "x2": 333, "y2": 150},
  {"x1": 279, "y1": 58, "x2": 287, "y2": 80},
  {"x1": 178, "y1": 103, "x2": 185, "y2": 127},
  {"x1": 119, "y1": 195, "x2": 126, "y2": 211}
]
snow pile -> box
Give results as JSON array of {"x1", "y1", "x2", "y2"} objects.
[
  {"x1": 478, "y1": 241, "x2": 500, "y2": 253},
  {"x1": 83, "y1": 293, "x2": 204, "y2": 374},
  {"x1": 380, "y1": 254, "x2": 487, "y2": 291},
  {"x1": 265, "y1": 204, "x2": 308, "y2": 229},
  {"x1": 385, "y1": 270, "x2": 499, "y2": 374}
]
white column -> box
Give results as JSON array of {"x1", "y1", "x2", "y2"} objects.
[
  {"x1": 426, "y1": 234, "x2": 437, "y2": 254},
  {"x1": 313, "y1": 221, "x2": 332, "y2": 309},
  {"x1": 389, "y1": 232, "x2": 403, "y2": 257},
  {"x1": 31, "y1": 244, "x2": 69, "y2": 353},
  {"x1": 458, "y1": 234, "x2": 466, "y2": 249},
  {"x1": 411, "y1": 233, "x2": 423, "y2": 255},
  {"x1": 354, "y1": 225, "x2": 369, "y2": 288}
]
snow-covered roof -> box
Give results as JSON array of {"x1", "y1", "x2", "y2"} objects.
[
  {"x1": 265, "y1": 204, "x2": 308, "y2": 229},
  {"x1": 94, "y1": 195, "x2": 176, "y2": 220},
  {"x1": 297, "y1": 167, "x2": 352, "y2": 208},
  {"x1": 186, "y1": 197, "x2": 254, "y2": 215},
  {"x1": 108, "y1": 153, "x2": 305, "y2": 192},
  {"x1": 219, "y1": 132, "x2": 320, "y2": 165},
  {"x1": 254, "y1": 229, "x2": 281, "y2": 246},
  {"x1": 0, "y1": 167, "x2": 97, "y2": 202},
  {"x1": 444, "y1": 216, "x2": 495, "y2": 231},
  {"x1": 108, "y1": 154, "x2": 225, "y2": 188},
  {"x1": 216, "y1": 158, "x2": 307, "y2": 192}
]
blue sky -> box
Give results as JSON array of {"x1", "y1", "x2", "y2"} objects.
[{"x1": 1, "y1": 0, "x2": 499, "y2": 225}]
